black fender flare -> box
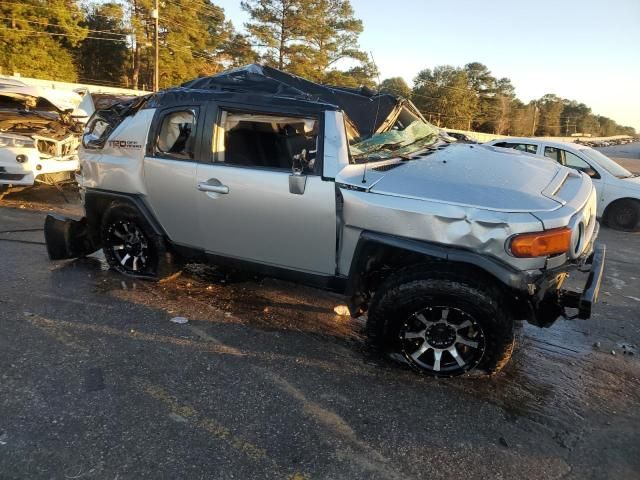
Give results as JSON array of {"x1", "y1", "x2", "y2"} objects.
[
  {"x1": 84, "y1": 188, "x2": 167, "y2": 241},
  {"x1": 344, "y1": 231, "x2": 533, "y2": 315},
  {"x1": 44, "y1": 189, "x2": 166, "y2": 260}
]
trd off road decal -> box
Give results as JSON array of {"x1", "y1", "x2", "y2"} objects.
[{"x1": 108, "y1": 140, "x2": 142, "y2": 149}]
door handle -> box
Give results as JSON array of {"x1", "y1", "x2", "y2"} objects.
[{"x1": 197, "y1": 179, "x2": 229, "y2": 194}]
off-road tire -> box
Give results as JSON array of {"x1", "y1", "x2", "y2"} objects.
[
  {"x1": 367, "y1": 266, "x2": 515, "y2": 377},
  {"x1": 605, "y1": 199, "x2": 640, "y2": 231},
  {"x1": 100, "y1": 202, "x2": 181, "y2": 279}
]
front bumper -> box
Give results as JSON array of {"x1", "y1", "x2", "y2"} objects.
[
  {"x1": 44, "y1": 214, "x2": 97, "y2": 260},
  {"x1": 559, "y1": 244, "x2": 606, "y2": 319},
  {"x1": 529, "y1": 241, "x2": 606, "y2": 326}
]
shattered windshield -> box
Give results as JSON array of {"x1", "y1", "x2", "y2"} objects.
[{"x1": 349, "y1": 120, "x2": 442, "y2": 162}]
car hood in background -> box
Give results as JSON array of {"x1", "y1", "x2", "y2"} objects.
[
  {"x1": 0, "y1": 86, "x2": 83, "y2": 113},
  {"x1": 337, "y1": 144, "x2": 571, "y2": 212}
]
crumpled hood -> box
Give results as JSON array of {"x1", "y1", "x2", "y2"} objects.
[
  {"x1": 338, "y1": 144, "x2": 569, "y2": 212},
  {"x1": 0, "y1": 86, "x2": 83, "y2": 112}
]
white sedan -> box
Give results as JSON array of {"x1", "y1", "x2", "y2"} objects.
[{"x1": 485, "y1": 137, "x2": 640, "y2": 231}]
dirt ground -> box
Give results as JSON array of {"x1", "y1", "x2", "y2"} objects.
[{"x1": 0, "y1": 184, "x2": 639, "y2": 479}]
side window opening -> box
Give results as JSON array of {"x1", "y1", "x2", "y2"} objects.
[
  {"x1": 216, "y1": 111, "x2": 318, "y2": 173},
  {"x1": 544, "y1": 146, "x2": 561, "y2": 162},
  {"x1": 155, "y1": 110, "x2": 197, "y2": 160},
  {"x1": 563, "y1": 150, "x2": 598, "y2": 176},
  {"x1": 494, "y1": 142, "x2": 537, "y2": 154},
  {"x1": 512, "y1": 143, "x2": 537, "y2": 154}
]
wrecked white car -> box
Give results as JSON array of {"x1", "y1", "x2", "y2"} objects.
[
  {"x1": 0, "y1": 85, "x2": 91, "y2": 200},
  {"x1": 44, "y1": 65, "x2": 605, "y2": 377}
]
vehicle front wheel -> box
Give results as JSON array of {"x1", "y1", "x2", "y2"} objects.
[
  {"x1": 605, "y1": 199, "x2": 640, "y2": 231},
  {"x1": 367, "y1": 268, "x2": 515, "y2": 377},
  {"x1": 100, "y1": 203, "x2": 180, "y2": 279}
]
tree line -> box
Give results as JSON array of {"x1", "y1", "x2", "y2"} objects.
[
  {"x1": 0, "y1": 0, "x2": 372, "y2": 90},
  {"x1": 381, "y1": 63, "x2": 636, "y2": 137},
  {"x1": 0, "y1": 0, "x2": 634, "y2": 136}
]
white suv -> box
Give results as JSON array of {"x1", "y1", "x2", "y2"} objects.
[{"x1": 486, "y1": 137, "x2": 640, "y2": 230}]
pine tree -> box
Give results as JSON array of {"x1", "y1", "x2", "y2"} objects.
[
  {"x1": 76, "y1": 3, "x2": 130, "y2": 87},
  {"x1": 0, "y1": 0, "x2": 87, "y2": 81},
  {"x1": 379, "y1": 77, "x2": 411, "y2": 98},
  {"x1": 241, "y1": 0, "x2": 373, "y2": 86}
]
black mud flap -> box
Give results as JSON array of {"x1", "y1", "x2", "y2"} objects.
[
  {"x1": 560, "y1": 244, "x2": 606, "y2": 319},
  {"x1": 44, "y1": 214, "x2": 98, "y2": 260}
]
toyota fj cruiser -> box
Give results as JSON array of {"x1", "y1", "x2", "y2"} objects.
[{"x1": 45, "y1": 65, "x2": 605, "y2": 377}]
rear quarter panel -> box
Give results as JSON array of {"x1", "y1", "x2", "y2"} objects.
[{"x1": 80, "y1": 109, "x2": 155, "y2": 195}]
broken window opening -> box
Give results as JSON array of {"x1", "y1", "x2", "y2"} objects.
[
  {"x1": 155, "y1": 110, "x2": 197, "y2": 160},
  {"x1": 349, "y1": 120, "x2": 440, "y2": 162},
  {"x1": 216, "y1": 111, "x2": 318, "y2": 173}
]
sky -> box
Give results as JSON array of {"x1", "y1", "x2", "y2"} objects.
[{"x1": 214, "y1": 0, "x2": 640, "y2": 131}]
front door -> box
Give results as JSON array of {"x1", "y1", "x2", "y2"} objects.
[
  {"x1": 195, "y1": 107, "x2": 337, "y2": 275},
  {"x1": 144, "y1": 106, "x2": 204, "y2": 248}
]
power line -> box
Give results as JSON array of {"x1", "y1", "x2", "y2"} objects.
[
  {"x1": 0, "y1": 16, "x2": 129, "y2": 36},
  {"x1": 0, "y1": 0, "x2": 118, "y2": 20},
  {"x1": 0, "y1": 26, "x2": 127, "y2": 42}
]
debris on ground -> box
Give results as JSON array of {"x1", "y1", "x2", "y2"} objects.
[
  {"x1": 170, "y1": 316, "x2": 189, "y2": 324},
  {"x1": 159, "y1": 271, "x2": 182, "y2": 284}
]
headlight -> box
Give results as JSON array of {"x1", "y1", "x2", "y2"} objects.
[
  {"x1": 0, "y1": 134, "x2": 36, "y2": 149},
  {"x1": 508, "y1": 228, "x2": 572, "y2": 258}
]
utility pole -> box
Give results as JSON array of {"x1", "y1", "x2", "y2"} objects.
[
  {"x1": 152, "y1": 0, "x2": 159, "y2": 92},
  {"x1": 531, "y1": 103, "x2": 538, "y2": 136}
]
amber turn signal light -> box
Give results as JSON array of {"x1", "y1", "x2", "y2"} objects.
[{"x1": 509, "y1": 227, "x2": 572, "y2": 258}]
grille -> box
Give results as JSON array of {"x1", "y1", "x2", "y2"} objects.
[
  {"x1": 33, "y1": 135, "x2": 79, "y2": 160},
  {"x1": 0, "y1": 173, "x2": 26, "y2": 181}
]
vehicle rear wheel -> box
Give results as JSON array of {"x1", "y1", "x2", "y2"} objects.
[
  {"x1": 367, "y1": 267, "x2": 515, "y2": 377},
  {"x1": 100, "y1": 203, "x2": 181, "y2": 279},
  {"x1": 605, "y1": 199, "x2": 640, "y2": 231}
]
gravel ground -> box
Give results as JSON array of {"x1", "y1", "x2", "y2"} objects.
[{"x1": 0, "y1": 187, "x2": 639, "y2": 479}]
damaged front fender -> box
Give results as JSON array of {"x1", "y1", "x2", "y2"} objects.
[{"x1": 44, "y1": 214, "x2": 98, "y2": 260}]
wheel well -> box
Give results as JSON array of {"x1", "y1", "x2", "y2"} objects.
[
  {"x1": 84, "y1": 190, "x2": 165, "y2": 247},
  {"x1": 346, "y1": 241, "x2": 525, "y2": 318},
  {"x1": 603, "y1": 197, "x2": 640, "y2": 220}
]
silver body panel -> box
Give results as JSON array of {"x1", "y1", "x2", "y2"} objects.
[
  {"x1": 79, "y1": 109, "x2": 596, "y2": 280},
  {"x1": 195, "y1": 164, "x2": 337, "y2": 275},
  {"x1": 81, "y1": 109, "x2": 155, "y2": 195},
  {"x1": 144, "y1": 156, "x2": 201, "y2": 247}
]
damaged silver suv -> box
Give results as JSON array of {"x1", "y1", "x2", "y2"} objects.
[{"x1": 45, "y1": 65, "x2": 605, "y2": 377}]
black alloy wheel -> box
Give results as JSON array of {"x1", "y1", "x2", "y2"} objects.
[
  {"x1": 400, "y1": 305, "x2": 486, "y2": 375},
  {"x1": 104, "y1": 219, "x2": 154, "y2": 275}
]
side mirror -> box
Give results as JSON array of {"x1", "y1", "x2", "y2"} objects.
[
  {"x1": 82, "y1": 133, "x2": 104, "y2": 149},
  {"x1": 584, "y1": 167, "x2": 599, "y2": 178}
]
